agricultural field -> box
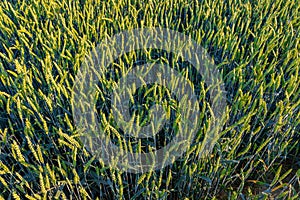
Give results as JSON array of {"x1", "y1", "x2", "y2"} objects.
[{"x1": 0, "y1": 0, "x2": 299, "y2": 199}]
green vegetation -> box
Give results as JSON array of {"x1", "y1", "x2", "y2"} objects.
[{"x1": 0, "y1": 0, "x2": 299, "y2": 199}]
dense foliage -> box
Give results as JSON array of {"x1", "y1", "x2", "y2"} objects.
[{"x1": 0, "y1": 0, "x2": 299, "y2": 199}]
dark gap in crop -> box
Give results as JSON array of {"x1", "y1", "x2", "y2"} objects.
[{"x1": 96, "y1": 48, "x2": 210, "y2": 154}]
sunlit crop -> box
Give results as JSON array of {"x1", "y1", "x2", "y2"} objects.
[{"x1": 0, "y1": 0, "x2": 299, "y2": 199}]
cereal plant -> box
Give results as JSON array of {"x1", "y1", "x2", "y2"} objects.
[{"x1": 0, "y1": 0, "x2": 299, "y2": 199}]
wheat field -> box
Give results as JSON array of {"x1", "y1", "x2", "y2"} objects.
[{"x1": 0, "y1": 0, "x2": 299, "y2": 199}]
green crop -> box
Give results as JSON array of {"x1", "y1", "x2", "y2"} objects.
[{"x1": 0, "y1": 0, "x2": 299, "y2": 199}]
